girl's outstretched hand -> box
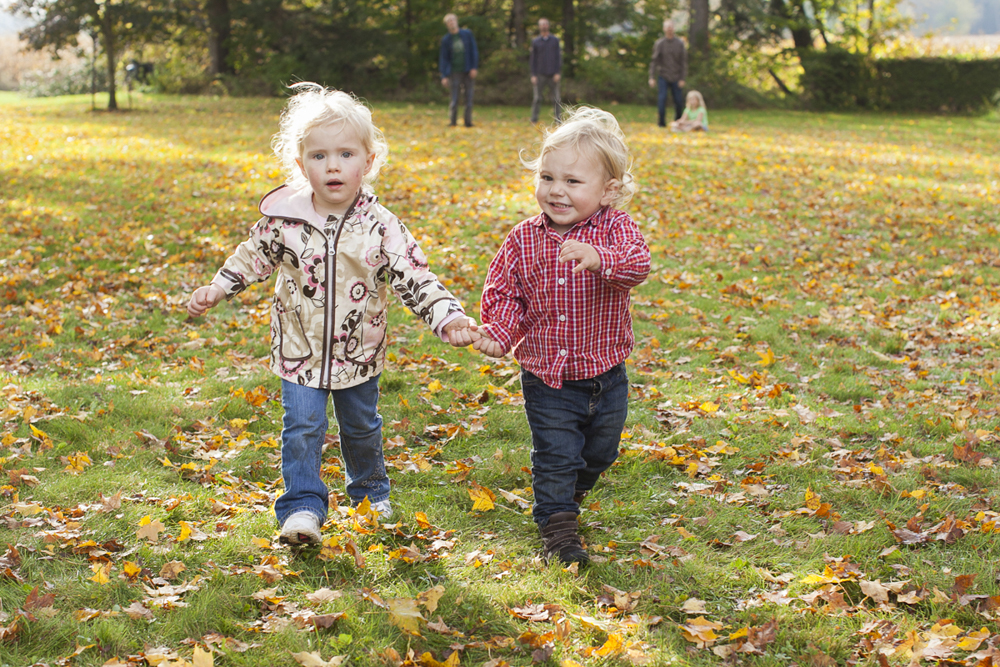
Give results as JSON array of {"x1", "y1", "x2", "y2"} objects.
[
  {"x1": 443, "y1": 316, "x2": 481, "y2": 347},
  {"x1": 187, "y1": 284, "x2": 226, "y2": 317}
]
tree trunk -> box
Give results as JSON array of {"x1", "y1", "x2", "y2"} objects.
[
  {"x1": 789, "y1": 0, "x2": 813, "y2": 50},
  {"x1": 689, "y1": 0, "x2": 709, "y2": 56},
  {"x1": 867, "y1": 0, "x2": 876, "y2": 52},
  {"x1": 511, "y1": 0, "x2": 526, "y2": 49},
  {"x1": 207, "y1": 0, "x2": 232, "y2": 76},
  {"x1": 562, "y1": 0, "x2": 574, "y2": 76},
  {"x1": 100, "y1": 10, "x2": 117, "y2": 110}
]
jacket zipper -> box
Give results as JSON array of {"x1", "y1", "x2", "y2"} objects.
[{"x1": 319, "y1": 195, "x2": 360, "y2": 388}]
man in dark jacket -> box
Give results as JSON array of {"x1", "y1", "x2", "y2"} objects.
[
  {"x1": 648, "y1": 20, "x2": 687, "y2": 127},
  {"x1": 530, "y1": 18, "x2": 562, "y2": 124},
  {"x1": 439, "y1": 13, "x2": 479, "y2": 128}
]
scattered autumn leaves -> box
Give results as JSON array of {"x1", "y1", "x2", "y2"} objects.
[{"x1": 1, "y1": 98, "x2": 999, "y2": 665}]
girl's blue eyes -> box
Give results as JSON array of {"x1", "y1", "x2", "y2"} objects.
[{"x1": 311, "y1": 152, "x2": 353, "y2": 159}]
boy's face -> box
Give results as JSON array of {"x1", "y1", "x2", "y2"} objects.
[
  {"x1": 535, "y1": 146, "x2": 618, "y2": 227},
  {"x1": 296, "y1": 122, "x2": 374, "y2": 218}
]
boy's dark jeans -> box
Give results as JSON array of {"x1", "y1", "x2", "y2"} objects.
[{"x1": 521, "y1": 363, "x2": 629, "y2": 527}]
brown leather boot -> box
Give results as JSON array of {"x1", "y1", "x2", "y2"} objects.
[{"x1": 539, "y1": 512, "x2": 589, "y2": 565}]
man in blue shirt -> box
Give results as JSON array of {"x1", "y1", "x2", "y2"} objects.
[
  {"x1": 439, "y1": 13, "x2": 479, "y2": 128},
  {"x1": 530, "y1": 18, "x2": 562, "y2": 124}
]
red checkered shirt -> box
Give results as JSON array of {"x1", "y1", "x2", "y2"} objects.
[{"x1": 480, "y1": 206, "x2": 651, "y2": 388}]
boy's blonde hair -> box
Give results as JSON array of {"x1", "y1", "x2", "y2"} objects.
[
  {"x1": 686, "y1": 90, "x2": 706, "y2": 109},
  {"x1": 523, "y1": 106, "x2": 637, "y2": 208},
  {"x1": 272, "y1": 82, "x2": 389, "y2": 192}
]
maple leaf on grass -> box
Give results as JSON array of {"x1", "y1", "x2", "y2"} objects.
[
  {"x1": 468, "y1": 481, "x2": 496, "y2": 511},
  {"x1": 291, "y1": 651, "x2": 346, "y2": 667},
  {"x1": 136, "y1": 515, "x2": 165, "y2": 543},
  {"x1": 387, "y1": 597, "x2": 425, "y2": 633}
]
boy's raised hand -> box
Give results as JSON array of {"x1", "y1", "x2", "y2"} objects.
[
  {"x1": 187, "y1": 284, "x2": 226, "y2": 317},
  {"x1": 443, "y1": 316, "x2": 481, "y2": 347},
  {"x1": 558, "y1": 239, "x2": 601, "y2": 274}
]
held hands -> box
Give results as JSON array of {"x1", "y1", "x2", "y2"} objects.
[
  {"x1": 558, "y1": 239, "x2": 601, "y2": 274},
  {"x1": 472, "y1": 326, "x2": 506, "y2": 358},
  {"x1": 187, "y1": 284, "x2": 226, "y2": 317},
  {"x1": 443, "y1": 316, "x2": 481, "y2": 347},
  {"x1": 444, "y1": 317, "x2": 506, "y2": 358}
]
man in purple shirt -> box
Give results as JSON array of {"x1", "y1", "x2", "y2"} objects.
[{"x1": 530, "y1": 18, "x2": 562, "y2": 124}]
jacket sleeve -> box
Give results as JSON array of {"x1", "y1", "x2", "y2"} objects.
[
  {"x1": 556, "y1": 37, "x2": 562, "y2": 73},
  {"x1": 681, "y1": 42, "x2": 688, "y2": 80},
  {"x1": 590, "y1": 211, "x2": 651, "y2": 293},
  {"x1": 468, "y1": 30, "x2": 479, "y2": 69},
  {"x1": 211, "y1": 216, "x2": 283, "y2": 298},
  {"x1": 439, "y1": 34, "x2": 451, "y2": 78},
  {"x1": 382, "y1": 212, "x2": 465, "y2": 332},
  {"x1": 649, "y1": 39, "x2": 660, "y2": 78},
  {"x1": 479, "y1": 232, "x2": 527, "y2": 353}
]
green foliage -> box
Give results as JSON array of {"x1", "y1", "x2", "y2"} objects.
[
  {"x1": 799, "y1": 47, "x2": 876, "y2": 110},
  {"x1": 800, "y1": 48, "x2": 1000, "y2": 113},
  {"x1": 876, "y1": 57, "x2": 1000, "y2": 113},
  {"x1": 20, "y1": 60, "x2": 107, "y2": 97}
]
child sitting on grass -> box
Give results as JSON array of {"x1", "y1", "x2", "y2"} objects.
[
  {"x1": 187, "y1": 82, "x2": 477, "y2": 545},
  {"x1": 474, "y1": 107, "x2": 651, "y2": 564},
  {"x1": 670, "y1": 90, "x2": 708, "y2": 132}
]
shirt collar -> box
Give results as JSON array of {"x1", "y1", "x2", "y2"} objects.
[{"x1": 531, "y1": 206, "x2": 611, "y2": 229}]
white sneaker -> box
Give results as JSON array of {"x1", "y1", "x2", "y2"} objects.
[
  {"x1": 373, "y1": 500, "x2": 393, "y2": 521},
  {"x1": 279, "y1": 511, "x2": 322, "y2": 545}
]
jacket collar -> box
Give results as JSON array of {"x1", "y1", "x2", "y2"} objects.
[{"x1": 258, "y1": 184, "x2": 375, "y2": 225}]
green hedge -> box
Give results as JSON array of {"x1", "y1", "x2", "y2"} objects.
[
  {"x1": 876, "y1": 57, "x2": 1000, "y2": 112},
  {"x1": 800, "y1": 49, "x2": 1000, "y2": 113}
]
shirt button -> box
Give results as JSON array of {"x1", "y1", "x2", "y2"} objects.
[
  {"x1": 559, "y1": 315, "x2": 566, "y2": 322},
  {"x1": 558, "y1": 278, "x2": 566, "y2": 285},
  {"x1": 559, "y1": 349, "x2": 567, "y2": 356},
  {"x1": 605, "y1": 269, "x2": 612, "y2": 276}
]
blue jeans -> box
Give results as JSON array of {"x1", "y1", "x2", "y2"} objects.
[
  {"x1": 275, "y1": 377, "x2": 389, "y2": 526},
  {"x1": 449, "y1": 70, "x2": 474, "y2": 127},
  {"x1": 531, "y1": 74, "x2": 561, "y2": 123},
  {"x1": 521, "y1": 363, "x2": 629, "y2": 527},
  {"x1": 657, "y1": 77, "x2": 684, "y2": 124}
]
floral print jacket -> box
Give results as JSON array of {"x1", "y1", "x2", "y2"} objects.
[{"x1": 211, "y1": 185, "x2": 465, "y2": 390}]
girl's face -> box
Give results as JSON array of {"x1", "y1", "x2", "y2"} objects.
[
  {"x1": 687, "y1": 95, "x2": 700, "y2": 109},
  {"x1": 296, "y1": 122, "x2": 374, "y2": 218},
  {"x1": 535, "y1": 145, "x2": 619, "y2": 228}
]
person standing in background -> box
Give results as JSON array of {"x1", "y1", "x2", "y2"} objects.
[
  {"x1": 530, "y1": 18, "x2": 562, "y2": 124},
  {"x1": 648, "y1": 20, "x2": 687, "y2": 128},
  {"x1": 439, "y1": 13, "x2": 479, "y2": 128}
]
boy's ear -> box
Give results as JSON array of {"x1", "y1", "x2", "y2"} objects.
[
  {"x1": 364, "y1": 152, "x2": 376, "y2": 175},
  {"x1": 600, "y1": 179, "x2": 621, "y2": 207},
  {"x1": 295, "y1": 157, "x2": 306, "y2": 175}
]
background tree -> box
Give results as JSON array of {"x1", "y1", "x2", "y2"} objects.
[
  {"x1": 12, "y1": 0, "x2": 171, "y2": 109},
  {"x1": 690, "y1": 0, "x2": 710, "y2": 55}
]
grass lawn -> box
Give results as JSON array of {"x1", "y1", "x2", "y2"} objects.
[{"x1": 1, "y1": 92, "x2": 999, "y2": 667}]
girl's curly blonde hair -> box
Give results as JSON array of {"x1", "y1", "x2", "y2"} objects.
[
  {"x1": 522, "y1": 106, "x2": 638, "y2": 208},
  {"x1": 272, "y1": 82, "x2": 389, "y2": 192}
]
